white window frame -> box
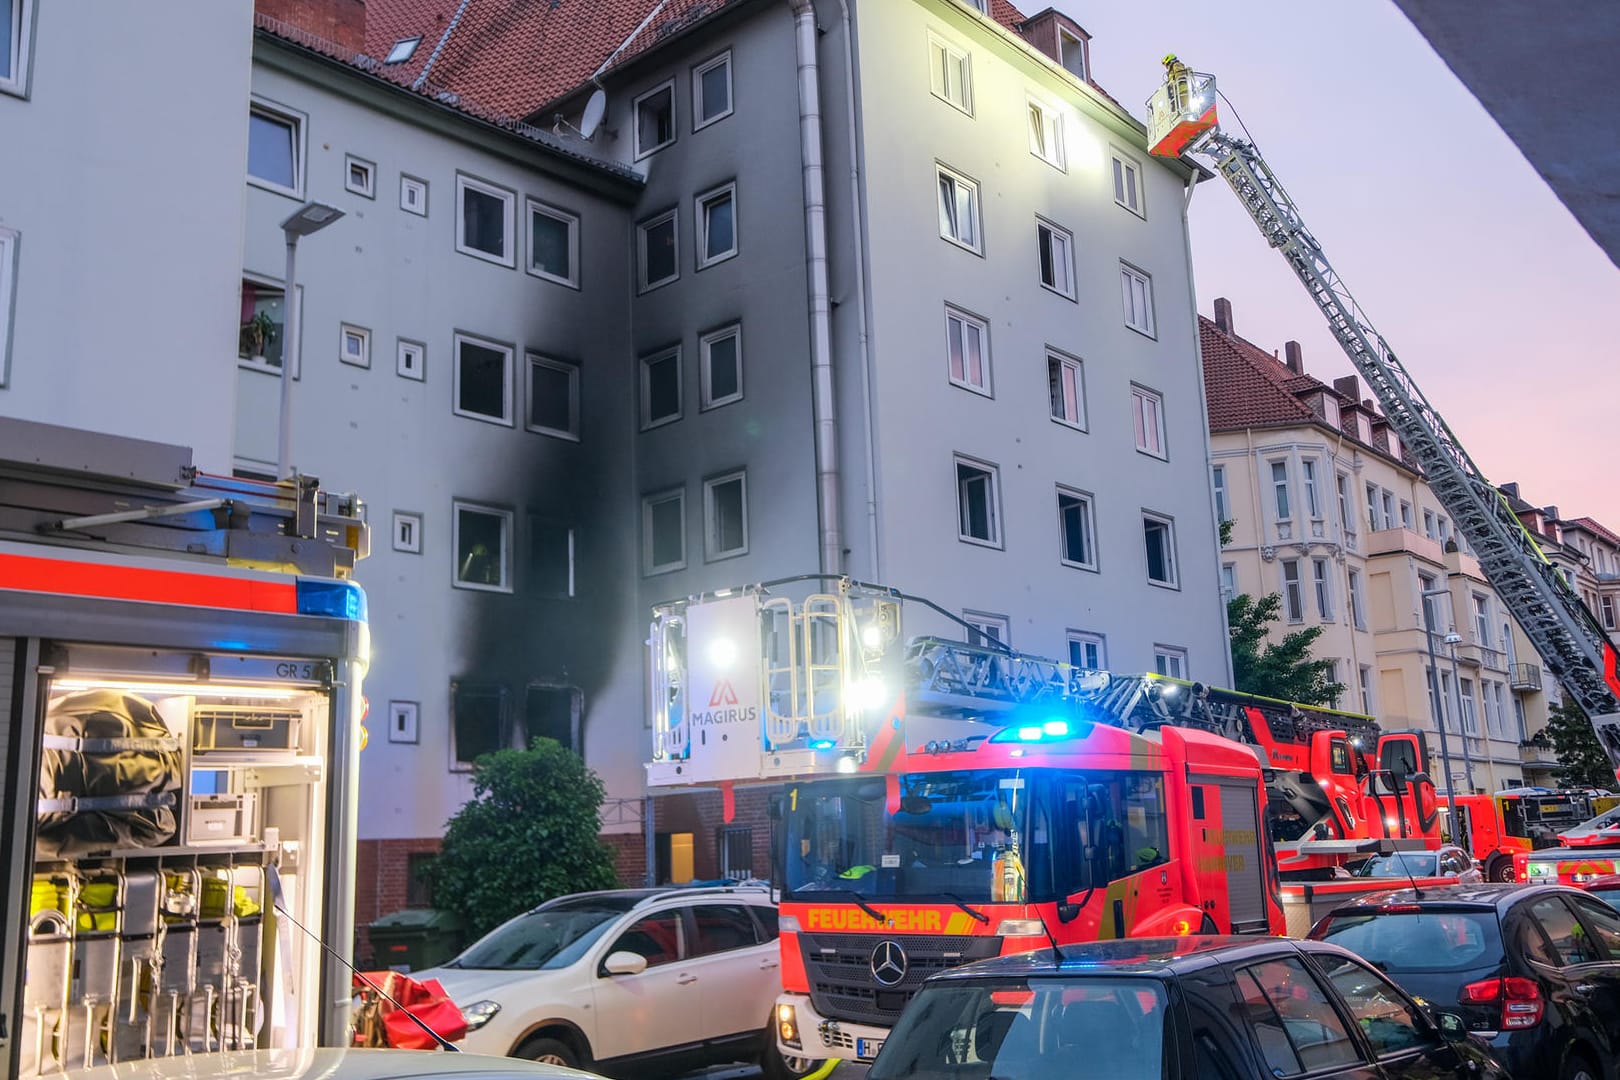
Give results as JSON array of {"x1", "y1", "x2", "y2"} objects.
[
  {"x1": 955, "y1": 455, "x2": 1002, "y2": 548},
  {"x1": 0, "y1": 225, "x2": 16, "y2": 387},
  {"x1": 1302, "y1": 458, "x2": 1322, "y2": 519},
  {"x1": 1047, "y1": 348, "x2": 1086, "y2": 430},
  {"x1": 1036, "y1": 217, "x2": 1075, "y2": 299},
  {"x1": 695, "y1": 182, "x2": 739, "y2": 269},
  {"x1": 339, "y1": 323, "x2": 371, "y2": 369},
  {"x1": 1068, "y1": 631, "x2": 1106, "y2": 671},
  {"x1": 1270, "y1": 460, "x2": 1292, "y2": 521},
  {"x1": 400, "y1": 174, "x2": 428, "y2": 216},
  {"x1": 639, "y1": 346, "x2": 683, "y2": 430},
  {"x1": 396, "y1": 338, "x2": 425, "y2": 382},
  {"x1": 237, "y1": 273, "x2": 301, "y2": 379},
  {"x1": 937, "y1": 163, "x2": 983, "y2": 254},
  {"x1": 1313, "y1": 557, "x2": 1333, "y2": 620},
  {"x1": 1460, "y1": 677, "x2": 1478, "y2": 736},
  {"x1": 927, "y1": 30, "x2": 973, "y2": 115},
  {"x1": 526, "y1": 353, "x2": 580, "y2": 441},
  {"x1": 451, "y1": 500, "x2": 514, "y2": 594},
  {"x1": 528, "y1": 517, "x2": 577, "y2": 600},
  {"x1": 455, "y1": 173, "x2": 516, "y2": 268},
  {"x1": 1111, "y1": 147, "x2": 1145, "y2": 217},
  {"x1": 247, "y1": 95, "x2": 306, "y2": 199},
  {"x1": 1143, "y1": 511, "x2": 1178, "y2": 588},
  {"x1": 944, "y1": 305, "x2": 991, "y2": 396},
  {"x1": 1056, "y1": 485, "x2": 1097, "y2": 571},
  {"x1": 391, "y1": 510, "x2": 423, "y2": 554},
  {"x1": 1212, "y1": 465, "x2": 1229, "y2": 525},
  {"x1": 1120, "y1": 263, "x2": 1155, "y2": 337},
  {"x1": 1603, "y1": 595, "x2": 1616, "y2": 630},
  {"x1": 344, "y1": 154, "x2": 376, "y2": 199},
  {"x1": 525, "y1": 198, "x2": 581, "y2": 288},
  {"x1": 1132, "y1": 385, "x2": 1166, "y2": 459},
  {"x1": 451, "y1": 332, "x2": 514, "y2": 427},
  {"x1": 1423, "y1": 509, "x2": 1437, "y2": 539},
  {"x1": 964, "y1": 611, "x2": 1010, "y2": 648},
  {"x1": 700, "y1": 324, "x2": 744, "y2": 410},
  {"x1": 1400, "y1": 499, "x2": 1414, "y2": 530},
  {"x1": 1359, "y1": 664, "x2": 1375, "y2": 715},
  {"x1": 0, "y1": 0, "x2": 33, "y2": 97},
  {"x1": 1058, "y1": 28, "x2": 1088, "y2": 81},
  {"x1": 633, "y1": 79, "x2": 677, "y2": 160},
  {"x1": 642, "y1": 488, "x2": 687, "y2": 576},
  {"x1": 1337, "y1": 472, "x2": 1354, "y2": 537},
  {"x1": 637, "y1": 208, "x2": 679, "y2": 293},
  {"x1": 1382, "y1": 490, "x2": 1396, "y2": 532},
  {"x1": 1220, "y1": 563, "x2": 1237, "y2": 602},
  {"x1": 385, "y1": 36, "x2": 421, "y2": 64},
  {"x1": 1282, "y1": 558, "x2": 1304, "y2": 621},
  {"x1": 1154, "y1": 646, "x2": 1188, "y2": 680},
  {"x1": 1026, "y1": 95, "x2": 1065, "y2": 170},
  {"x1": 692, "y1": 50, "x2": 734, "y2": 130},
  {"x1": 1348, "y1": 567, "x2": 1366, "y2": 630},
  {"x1": 1366, "y1": 482, "x2": 1381, "y2": 531},
  {"x1": 703, "y1": 470, "x2": 749, "y2": 561}
]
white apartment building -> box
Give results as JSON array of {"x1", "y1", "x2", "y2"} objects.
[{"x1": 2, "y1": 0, "x2": 1231, "y2": 916}]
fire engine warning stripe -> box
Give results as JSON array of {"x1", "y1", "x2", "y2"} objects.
[{"x1": 0, "y1": 553, "x2": 299, "y2": 614}]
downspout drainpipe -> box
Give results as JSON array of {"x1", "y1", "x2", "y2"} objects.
[
  {"x1": 1181, "y1": 171, "x2": 1235, "y2": 685},
  {"x1": 834, "y1": 0, "x2": 880, "y2": 581},
  {"x1": 789, "y1": 0, "x2": 843, "y2": 576}
]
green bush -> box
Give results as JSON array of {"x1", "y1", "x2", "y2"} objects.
[{"x1": 426, "y1": 738, "x2": 620, "y2": 938}]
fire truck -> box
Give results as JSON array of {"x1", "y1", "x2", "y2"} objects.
[
  {"x1": 645, "y1": 579, "x2": 1438, "y2": 1062},
  {"x1": 1451, "y1": 788, "x2": 1607, "y2": 881},
  {"x1": 1147, "y1": 60, "x2": 1620, "y2": 787},
  {"x1": 0, "y1": 420, "x2": 370, "y2": 1075},
  {"x1": 1515, "y1": 845, "x2": 1620, "y2": 888}
]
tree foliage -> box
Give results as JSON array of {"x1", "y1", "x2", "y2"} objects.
[
  {"x1": 1543, "y1": 699, "x2": 1619, "y2": 790},
  {"x1": 426, "y1": 738, "x2": 620, "y2": 937},
  {"x1": 1227, "y1": 592, "x2": 1346, "y2": 706}
]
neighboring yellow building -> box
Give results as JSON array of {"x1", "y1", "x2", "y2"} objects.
[{"x1": 1200, "y1": 300, "x2": 1559, "y2": 797}]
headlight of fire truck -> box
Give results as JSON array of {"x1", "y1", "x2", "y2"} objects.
[
  {"x1": 777, "y1": 1003, "x2": 801, "y2": 1048},
  {"x1": 779, "y1": 914, "x2": 802, "y2": 932},
  {"x1": 460, "y1": 999, "x2": 502, "y2": 1031}
]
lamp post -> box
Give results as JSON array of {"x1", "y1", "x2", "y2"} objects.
[
  {"x1": 1445, "y1": 630, "x2": 1478, "y2": 793},
  {"x1": 277, "y1": 201, "x2": 344, "y2": 480},
  {"x1": 1421, "y1": 586, "x2": 1462, "y2": 835}
]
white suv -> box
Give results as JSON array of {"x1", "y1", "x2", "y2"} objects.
[{"x1": 417, "y1": 885, "x2": 816, "y2": 1079}]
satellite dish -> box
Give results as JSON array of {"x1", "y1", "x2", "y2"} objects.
[{"x1": 580, "y1": 89, "x2": 607, "y2": 140}]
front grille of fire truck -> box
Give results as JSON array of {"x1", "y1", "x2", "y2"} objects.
[{"x1": 798, "y1": 932, "x2": 1003, "y2": 1026}]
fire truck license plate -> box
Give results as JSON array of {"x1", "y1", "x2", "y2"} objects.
[{"x1": 857, "y1": 1038, "x2": 881, "y2": 1060}]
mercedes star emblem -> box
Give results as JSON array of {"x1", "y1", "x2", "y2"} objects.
[{"x1": 869, "y1": 939, "x2": 908, "y2": 986}]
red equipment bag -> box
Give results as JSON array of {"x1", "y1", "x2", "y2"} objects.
[{"x1": 351, "y1": 970, "x2": 467, "y2": 1050}]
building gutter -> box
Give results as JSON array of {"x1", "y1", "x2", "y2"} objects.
[
  {"x1": 789, "y1": 0, "x2": 843, "y2": 576},
  {"x1": 834, "y1": 0, "x2": 880, "y2": 580}
]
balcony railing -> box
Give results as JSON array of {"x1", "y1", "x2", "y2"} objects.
[
  {"x1": 1519, "y1": 740, "x2": 1558, "y2": 765},
  {"x1": 1510, "y1": 663, "x2": 1542, "y2": 692}
]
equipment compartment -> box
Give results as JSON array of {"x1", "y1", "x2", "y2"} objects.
[{"x1": 193, "y1": 704, "x2": 302, "y2": 754}]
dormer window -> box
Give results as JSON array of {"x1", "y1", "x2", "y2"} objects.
[
  {"x1": 1318, "y1": 394, "x2": 1340, "y2": 428},
  {"x1": 385, "y1": 37, "x2": 421, "y2": 64},
  {"x1": 1059, "y1": 28, "x2": 1088, "y2": 80}
]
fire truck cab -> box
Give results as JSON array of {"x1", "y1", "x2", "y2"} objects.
[{"x1": 1454, "y1": 788, "x2": 1593, "y2": 881}]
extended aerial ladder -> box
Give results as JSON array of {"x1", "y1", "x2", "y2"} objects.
[{"x1": 1146, "y1": 59, "x2": 1620, "y2": 781}]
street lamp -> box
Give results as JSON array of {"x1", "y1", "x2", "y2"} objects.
[
  {"x1": 1421, "y1": 586, "x2": 1463, "y2": 834},
  {"x1": 1444, "y1": 630, "x2": 1478, "y2": 793},
  {"x1": 276, "y1": 201, "x2": 344, "y2": 480}
]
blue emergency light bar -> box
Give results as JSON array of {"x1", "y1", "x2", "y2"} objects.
[
  {"x1": 296, "y1": 579, "x2": 368, "y2": 621},
  {"x1": 989, "y1": 718, "x2": 1093, "y2": 744}
]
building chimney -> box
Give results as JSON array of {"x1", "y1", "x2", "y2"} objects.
[
  {"x1": 1213, "y1": 297, "x2": 1234, "y2": 336},
  {"x1": 1500, "y1": 481, "x2": 1520, "y2": 498},
  {"x1": 1333, "y1": 375, "x2": 1359, "y2": 400},
  {"x1": 1544, "y1": 505, "x2": 1560, "y2": 522},
  {"x1": 255, "y1": 0, "x2": 366, "y2": 53},
  {"x1": 1362, "y1": 398, "x2": 1377, "y2": 414},
  {"x1": 1283, "y1": 341, "x2": 1304, "y2": 375}
]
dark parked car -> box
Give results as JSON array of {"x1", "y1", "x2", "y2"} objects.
[
  {"x1": 865, "y1": 936, "x2": 1507, "y2": 1080},
  {"x1": 1310, "y1": 884, "x2": 1620, "y2": 1080}
]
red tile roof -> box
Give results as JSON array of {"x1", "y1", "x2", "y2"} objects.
[
  {"x1": 991, "y1": 0, "x2": 1029, "y2": 31},
  {"x1": 1569, "y1": 516, "x2": 1620, "y2": 548},
  {"x1": 1199, "y1": 315, "x2": 1320, "y2": 431}
]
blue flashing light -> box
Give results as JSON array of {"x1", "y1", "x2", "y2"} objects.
[
  {"x1": 1042, "y1": 719, "x2": 1070, "y2": 737},
  {"x1": 990, "y1": 717, "x2": 1092, "y2": 744},
  {"x1": 1016, "y1": 726, "x2": 1043, "y2": 742},
  {"x1": 296, "y1": 579, "x2": 368, "y2": 622},
  {"x1": 808, "y1": 739, "x2": 837, "y2": 750}
]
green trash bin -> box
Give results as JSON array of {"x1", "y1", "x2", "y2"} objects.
[{"x1": 368, "y1": 908, "x2": 465, "y2": 972}]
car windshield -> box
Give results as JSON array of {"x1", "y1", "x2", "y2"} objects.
[
  {"x1": 1574, "y1": 803, "x2": 1620, "y2": 829},
  {"x1": 450, "y1": 906, "x2": 623, "y2": 970},
  {"x1": 1354, "y1": 852, "x2": 1439, "y2": 878},
  {"x1": 1313, "y1": 909, "x2": 1505, "y2": 973},
  {"x1": 868, "y1": 976, "x2": 1168, "y2": 1080},
  {"x1": 1591, "y1": 888, "x2": 1620, "y2": 912}
]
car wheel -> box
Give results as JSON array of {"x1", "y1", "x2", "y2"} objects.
[
  {"x1": 516, "y1": 1036, "x2": 580, "y2": 1069},
  {"x1": 1558, "y1": 1053, "x2": 1598, "y2": 1080},
  {"x1": 759, "y1": 1021, "x2": 821, "y2": 1080},
  {"x1": 1486, "y1": 856, "x2": 1513, "y2": 883}
]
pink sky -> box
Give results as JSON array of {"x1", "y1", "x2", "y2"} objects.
[{"x1": 1065, "y1": 0, "x2": 1620, "y2": 530}]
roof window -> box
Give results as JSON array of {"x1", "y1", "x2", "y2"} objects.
[{"x1": 386, "y1": 37, "x2": 421, "y2": 64}]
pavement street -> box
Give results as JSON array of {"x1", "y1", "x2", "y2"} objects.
[{"x1": 678, "y1": 1062, "x2": 869, "y2": 1080}]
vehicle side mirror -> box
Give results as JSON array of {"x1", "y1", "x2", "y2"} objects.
[
  {"x1": 603, "y1": 951, "x2": 648, "y2": 976},
  {"x1": 1435, "y1": 1012, "x2": 1468, "y2": 1042}
]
